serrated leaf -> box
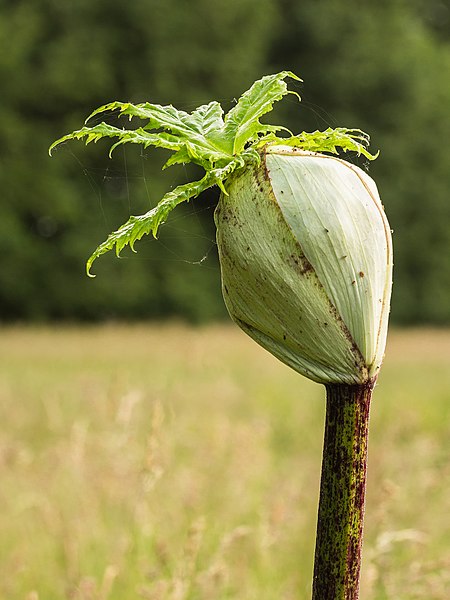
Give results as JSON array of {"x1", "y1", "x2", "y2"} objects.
[
  {"x1": 86, "y1": 158, "x2": 241, "y2": 276},
  {"x1": 87, "y1": 100, "x2": 231, "y2": 164},
  {"x1": 264, "y1": 128, "x2": 378, "y2": 160},
  {"x1": 49, "y1": 123, "x2": 183, "y2": 157},
  {"x1": 223, "y1": 71, "x2": 301, "y2": 154},
  {"x1": 50, "y1": 71, "x2": 379, "y2": 273}
]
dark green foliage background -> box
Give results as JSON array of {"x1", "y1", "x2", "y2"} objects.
[{"x1": 1, "y1": 0, "x2": 449, "y2": 323}]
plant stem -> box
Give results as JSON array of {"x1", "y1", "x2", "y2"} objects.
[{"x1": 312, "y1": 379, "x2": 376, "y2": 600}]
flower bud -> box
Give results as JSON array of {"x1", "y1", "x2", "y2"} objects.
[{"x1": 215, "y1": 147, "x2": 393, "y2": 385}]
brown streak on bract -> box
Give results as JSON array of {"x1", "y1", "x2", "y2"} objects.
[{"x1": 289, "y1": 253, "x2": 315, "y2": 276}]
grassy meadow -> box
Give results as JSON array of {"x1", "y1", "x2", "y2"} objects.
[{"x1": 0, "y1": 324, "x2": 449, "y2": 599}]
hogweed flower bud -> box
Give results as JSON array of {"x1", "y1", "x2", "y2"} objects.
[
  {"x1": 216, "y1": 146, "x2": 392, "y2": 386},
  {"x1": 51, "y1": 71, "x2": 393, "y2": 600}
]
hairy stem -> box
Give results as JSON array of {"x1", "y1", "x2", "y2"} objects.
[{"x1": 312, "y1": 379, "x2": 375, "y2": 600}]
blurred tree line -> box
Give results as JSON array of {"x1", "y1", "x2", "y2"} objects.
[{"x1": 1, "y1": 0, "x2": 449, "y2": 324}]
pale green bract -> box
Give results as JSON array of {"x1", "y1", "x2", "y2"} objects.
[
  {"x1": 215, "y1": 147, "x2": 392, "y2": 384},
  {"x1": 49, "y1": 71, "x2": 377, "y2": 276}
]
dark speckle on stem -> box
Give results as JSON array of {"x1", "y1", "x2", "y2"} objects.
[{"x1": 312, "y1": 380, "x2": 375, "y2": 600}]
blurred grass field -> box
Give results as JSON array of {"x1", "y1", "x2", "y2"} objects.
[{"x1": 0, "y1": 325, "x2": 449, "y2": 600}]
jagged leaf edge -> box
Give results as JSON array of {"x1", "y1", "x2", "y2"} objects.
[
  {"x1": 261, "y1": 127, "x2": 379, "y2": 160},
  {"x1": 49, "y1": 123, "x2": 184, "y2": 157},
  {"x1": 224, "y1": 71, "x2": 302, "y2": 154},
  {"x1": 85, "y1": 100, "x2": 233, "y2": 159},
  {"x1": 86, "y1": 158, "x2": 243, "y2": 276}
]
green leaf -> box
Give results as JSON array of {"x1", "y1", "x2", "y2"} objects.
[
  {"x1": 224, "y1": 71, "x2": 301, "y2": 154},
  {"x1": 86, "y1": 100, "x2": 231, "y2": 166},
  {"x1": 50, "y1": 71, "x2": 378, "y2": 274},
  {"x1": 49, "y1": 123, "x2": 184, "y2": 158},
  {"x1": 86, "y1": 158, "x2": 242, "y2": 276},
  {"x1": 262, "y1": 127, "x2": 379, "y2": 160}
]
